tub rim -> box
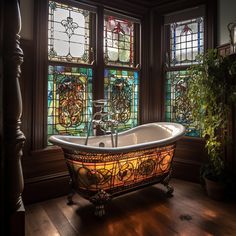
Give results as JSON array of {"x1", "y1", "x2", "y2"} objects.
[{"x1": 49, "y1": 122, "x2": 186, "y2": 153}]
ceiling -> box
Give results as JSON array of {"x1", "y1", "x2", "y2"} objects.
[{"x1": 126, "y1": 0, "x2": 176, "y2": 7}]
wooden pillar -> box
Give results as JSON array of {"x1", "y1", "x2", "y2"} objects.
[
  {"x1": 0, "y1": 1, "x2": 5, "y2": 235},
  {"x1": 3, "y1": 0, "x2": 25, "y2": 235}
]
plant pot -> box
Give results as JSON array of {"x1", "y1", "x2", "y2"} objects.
[{"x1": 204, "y1": 177, "x2": 225, "y2": 200}]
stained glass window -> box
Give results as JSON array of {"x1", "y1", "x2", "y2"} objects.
[
  {"x1": 48, "y1": 1, "x2": 93, "y2": 64},
  {"x1": 104, "y1": 69, "x2": 139, "y2": 131},
  {"x1": 165, "y1": 70, "x2": 200, "y2": 137},
  {"x1": 170, "y1": 17, "x2": 204, "y2": 66},
  {"x1": 47, "y1": 65, "x2": 93, "y2": 138},
  {"x1": 165, "y1": 15, "x2": 204, "y2": 137},
  {"x1": 104, "y1": 16, "x2": 134, "y2": 67}
]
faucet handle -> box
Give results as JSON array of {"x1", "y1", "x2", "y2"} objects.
[{"x1": 92, "y1": 99, "x2": 108, "y2": 109}]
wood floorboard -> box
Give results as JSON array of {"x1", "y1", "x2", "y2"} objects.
[
  {"x1": 25, "y1": 179, "x2": 236, "y2": 236},
  {"x1": 42, "y1": 200, "x2": 78, "y2": 236},
  {"x1": 25, "y1": 204, "x2": 60, "y2": 236}
]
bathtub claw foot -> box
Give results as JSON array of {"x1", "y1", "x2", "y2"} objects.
[
  {"x1": 67, "y1": 191, "x2": 75, "y2": 205},
  {"x1": 67, "y1": 178, "x2": 75, "y2": 205},
  {"x1": 161, "y1": 171, "x2": 174, "y2": 197},
  {"x1": 90, "y1": 189, "x2": 111, "y2": 217},
  {"x1": 165, "y1": 185, "x2": 174, "y2": 196}
]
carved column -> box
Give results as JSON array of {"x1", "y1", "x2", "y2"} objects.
[
  {"x1": 0, "y1": 1, "x2": 5, "y2": 235},
  {"x1": 3, "y1": 0, "x2": 25, "y2": 235}
]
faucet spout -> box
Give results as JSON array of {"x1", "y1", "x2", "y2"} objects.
[{"x1": 85, "y1": 99, "x2": 119, "y2": 147}]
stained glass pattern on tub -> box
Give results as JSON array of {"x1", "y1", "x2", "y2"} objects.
[
  {"x1": 48, "y1": 65, "x2": 93, "y2": 138},
  {"x1": 169, "y1": 17, "x2": 204, "y2": 66},
  {"x1": 104, "y1": 69, "x2": 139, "y2": 131},
  {"x1": 48, "y1": 1, "x2": 92, "y2": 63},
  {"x1": 165, "y1": 70, "x2": 200, "y2": 137},
  {"x1": 104, "y1": 16, "x2": 134, "y2": 67}
]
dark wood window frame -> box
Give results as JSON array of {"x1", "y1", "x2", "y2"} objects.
[
  {"x1": 32, "y1": 0, "x2": 141, "y2": 151},
  {"x1": 150, "y1": 0, "x2": 216, "y2": 136},
  {"x1": 163, "y1": 6, "x2": 206, "y2": 137}
]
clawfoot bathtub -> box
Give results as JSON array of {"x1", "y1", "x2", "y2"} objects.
[{"x1": 49, "y1": 122, "x2": 185, "y2": 216}]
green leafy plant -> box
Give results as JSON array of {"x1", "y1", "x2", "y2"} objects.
[{"x1": 188, "y1": 49, "x2": 236, "y2": 182}]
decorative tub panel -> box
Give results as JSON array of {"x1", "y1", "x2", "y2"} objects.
[
  {"x1": 49, "y1": 122, "x2": 185, "y2": 216},
  {"x1": 64, "y1": 144, "x2": 175, "y2": 195}
]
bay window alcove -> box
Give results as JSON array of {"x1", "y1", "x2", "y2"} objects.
[{"x1": 21, "y1": 0, "x2": 217, "y2": 203}]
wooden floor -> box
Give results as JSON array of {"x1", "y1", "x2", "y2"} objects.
[{"x1": 25, "y1": 179, "x2": 236, "y2": 236}]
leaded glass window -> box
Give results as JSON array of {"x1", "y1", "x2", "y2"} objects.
[
  {"x1": 169, "y1": 17, "x2": 204, "y2": 66},
  {"x1": 47, "y1": 1, "x2": 94, "y2": 141},
  {"x1": 48, "y1": 1, "x2": 93, "y2": 64},
  {"x1": 104, "y1": 16, "x2": 134, "y2": 67},
  {"x1": 165, "y1": 71, "x2": 200, "y2": 137},
  {"x1": 165, "y1": 14, "x2": 204, "y2": 137},
  {"x1": 48, "y1": 65, "x2": 93, "y2": 137},
  {"x1": 104, "y1": 69, "x2": 139, "y2": 131}
]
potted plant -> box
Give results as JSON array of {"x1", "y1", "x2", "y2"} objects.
[{"x1": 187, "y1": 49, "x2": 236, "y2": 200}]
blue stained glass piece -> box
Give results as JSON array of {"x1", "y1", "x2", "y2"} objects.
[
  {"x1": 56, "y1": 66, "x2": 64, "y2": 72},
  {"x1": 197, "y1": 19, "x2": 201, "y2": 53},
  {"x1": 169, "y1": 18, "x2": 204, "y2": 66},
  {"x1": 104, "y1": 69, "x2": 109, "y2": 77}
]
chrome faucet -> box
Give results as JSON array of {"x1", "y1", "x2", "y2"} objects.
[{"x1": 85, "y1": 99, "x2": 119, "y2": 147}]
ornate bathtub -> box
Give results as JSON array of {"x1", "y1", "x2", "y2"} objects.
[{"x1": 49, "y1": 122, "x2": 185, "y2": 216}]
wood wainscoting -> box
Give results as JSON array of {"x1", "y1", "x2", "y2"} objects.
[{"x1": 23, "y1": 148, "x2": 69, "y2": 204}]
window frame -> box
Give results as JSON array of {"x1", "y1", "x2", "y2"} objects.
[
  {"x1": 163, "y1": 6, "x2": 206, "y2": 137},
  {"x1": 32, "y1": 0, "x2": 141, "y2": 150},
  {"x1": 148, "y1": 0, "x2": 216, "y2": 139},
  {"x1": 103, "y1": 11, "x2": 141, "y2": 131},
  {"x1": 46, "y1": 1, "x2": 96, "y2": 140}
]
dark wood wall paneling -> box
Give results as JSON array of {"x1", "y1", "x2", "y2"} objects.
[
  {"x1": 139, "y1": 9, "x2": 152, "y2": 124},
  {"x1": 79, "y1": 0, "x2": 149, "y2": 17},
  {"x1": 94, "y1": 6, "x2": 104, "y2": 101},
  {"x1": 0, "y1": 1, "x2": 5, "y2": 234},
  {"x1": 32, "y1": 0, "x2": 48, "y2": 150},
  {"x1": 21, "y1": 0, "x2": 218, "y2": 204}
]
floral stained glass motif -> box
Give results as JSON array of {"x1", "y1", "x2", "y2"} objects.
[
  {"x1": 165, "y1": 70, "x2": 200, "y2": 137},
  {"x1": 104, "y1": 69, "x2": 139, "y2": 131},
  {"x1": 48, "y1": 65, "x2": 93, "y2": 138},
  {"x1": 48, "y1": 1, "x2": 92, "y2": 63},
  {"x1": 170, "y1": 17, "x2": 204, "y2": 66},
  {"x1": 104, "y1": 16, "x2": 134, "y2": 67}
]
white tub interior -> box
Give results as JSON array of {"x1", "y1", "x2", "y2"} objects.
[{"x1": 49, "y1": 122, "x2": 185, "y2": 151}]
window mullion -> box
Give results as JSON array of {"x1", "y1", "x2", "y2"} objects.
[
  {"x1": 134, "y1": 23, "x2": 140, "y2": 68},
  {"x1": 93, "y1": 6, "x2": 104, "y2": 101}
]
